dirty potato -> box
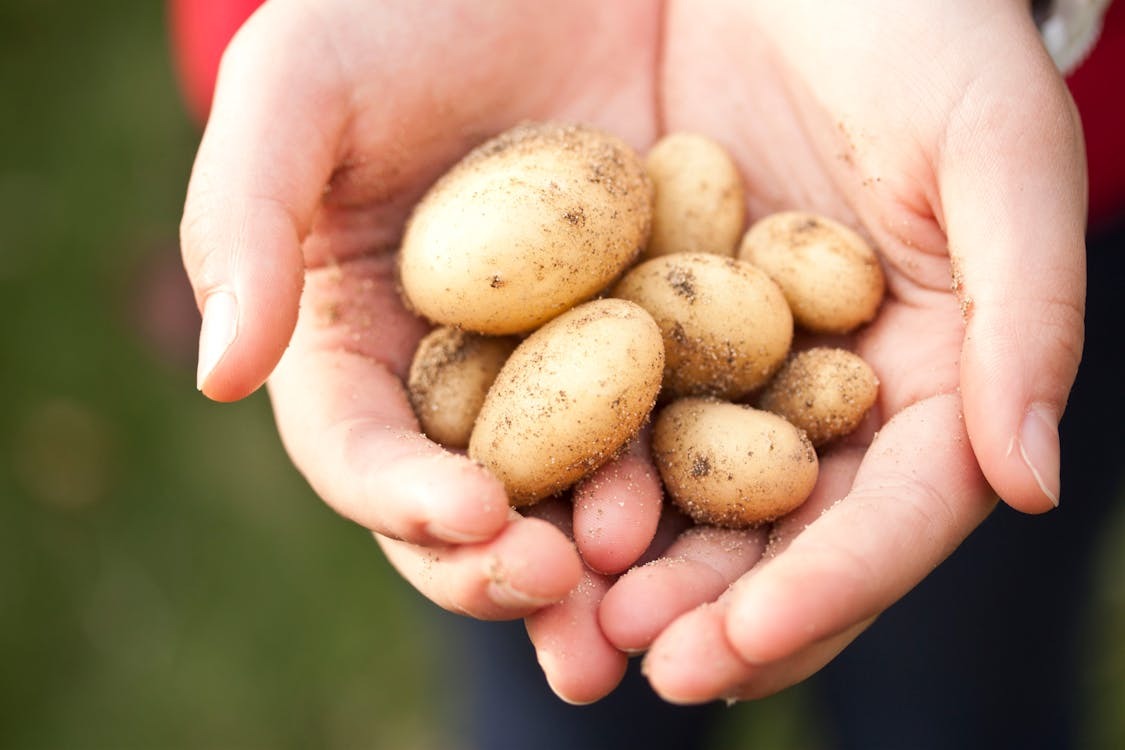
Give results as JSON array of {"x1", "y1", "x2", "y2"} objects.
[
  {"x1": 469, "y1": 298, "x2": 664, "y2": 507},
  {"x1": 399, "y1": 122, "x2": 653, "y2": 335},
  {"x1": 612, "y1": 252, "x2": 792, "y2": 400},
  {"x1": 652, "y1": 397, "x2": 819, "y2": 528},
  {"x1": 407, "y1": 327, "x2": 519, "y2": 449},
  {"x1": 739, "y1": 211, "x2": 885, "y2": 333},
  {"x1": 643, "y1": 133, "x2": 746, "y2": 259}
]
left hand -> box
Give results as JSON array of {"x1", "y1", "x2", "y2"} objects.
[{"x1": 526, "y1": 0, "x2": 1087, "y2": 703}]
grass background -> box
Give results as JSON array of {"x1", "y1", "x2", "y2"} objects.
[{"x1": 1, "y1": 1, "x2": 1123, "y2": 748}]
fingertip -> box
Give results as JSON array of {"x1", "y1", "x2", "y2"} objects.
[
  {"x1": 572, "y1": 434, "x2": 663, "y2": 575},
  {"x1": 416, "y1": 457, "x2": 513, "y2": 544},
  {"x1": 487, "y1": 516, "x2": 584, "y2": 604},
  {"x1": 642, "y1": 603, "x2": 747, "y2": 705},
  {"x1": 966, "y1": 392, "x2": 1063, "y2": 515},
  {"x1": 527, "y1": 571, "x2": 628, "y2": 705}
]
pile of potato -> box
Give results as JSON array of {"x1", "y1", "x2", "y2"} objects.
[{"x1": 399, "y1": 122, "x2": 882, "y2": 529}]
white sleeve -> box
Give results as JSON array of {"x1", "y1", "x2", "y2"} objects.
[{"x1": 1036, "y1": 0, "x2": 1114, "y2": 73}]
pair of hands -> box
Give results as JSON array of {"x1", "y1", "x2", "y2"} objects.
[{"x1": 180, "y1": 0, "x2": 1086, "y2": 704}]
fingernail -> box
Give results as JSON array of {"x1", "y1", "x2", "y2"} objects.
[
  {"x1": 1018, "y1": 403, "x2": 1060, "y2": 507},
  {"x1": 485, "y1": 556, "x2": 560, "y2": 609},
  {"x1": 424, "y1": 520, "x2": 492, "y2": 545},
  {"x1": 486, "y1": 579, "x2": 559, "y2": 609},
  {"x1": 197, "y1": 291, "x2": 238, "y2": 390}
]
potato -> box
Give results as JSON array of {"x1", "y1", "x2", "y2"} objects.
[
  {"x1": 758, "y1": 347, "x2": 879, "y2": 447},
  {"x1": 739, "y1": 211, "x2": 885, "y2": 333},
  {"x1": 407, "y1": 327, "x2": 519, "y2": 449},
  {"x1": 652, "y1": 398, "x2": 818, "y2": 528},
  {"x1": 611, "y1": 252, "x2": 792, "y2": 400},
  {"x1": 469, "y1": 298, "x2": 664, "y2": 507},
  {"x1": 398, "y1": 122, "x2": 653, "y2": 335},
  {"x1": 643, "y1": 133, "x2": 746, "y2": 259}
]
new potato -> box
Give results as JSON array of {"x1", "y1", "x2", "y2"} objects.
[
  {"x1": 759, "y1": 347, "x2": 879, "y2": 447},
  {"x1": 407, "y1": 327, "x2": 518, "y2": 449},
  {"x1": 652, "y1": 398, "x2": 819, "y2": 528},
  {"x1": 398, "y1": 122, "x2": 653, "y2": 335},
  {"x1": 739, "y1": 211, "x2": 885, "y2": 333},
  {"x1": 612, "y1": 252, "x2": 793, "y2": 400},
  {"x1": 468, "y1": 298, "x2": 664, "y2": 507},
  {"x1": 643, "y1": 132, "x2": 746, "y2": 259}
]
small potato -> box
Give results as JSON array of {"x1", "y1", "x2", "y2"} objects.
[
  {"x1": 643, "y1": 133, "x2": 746, "y2": 259},
  {"x1": 407, "y1": 327, "x2": 519, "y2": 449},
  {"x1": 739, "y1": 211, "x2": 885, "y2": 333},
  {"x1": 758, "y1": 347, "x2": 879, "y2": 447},
  {"x1": 399, "y1": 122, "x2": 652, "y2": 335},
  {"x1": 469, "y1": 298, "x2": 664, "y2": 507},
  {"x1": 611, "y1": 252, "x2": 792, "y2": 400},
  {"x1": 652, "y1": 398, "x2": 818, "y2": 528}
]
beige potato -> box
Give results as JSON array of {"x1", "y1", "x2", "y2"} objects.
[
  {"x1": 643, "y1": 133, "x2": 746, "y2": 259},
  {"x1": 407, "y1": 327, "x2": 519, "y2": 449},
  {"x1": 469, "y1": 298, "x2": 664, "y2": 507},
  {"x1": 653, "y1": 398, "x2": 818, "y2": 528},
  {"x1": 611, "y1": 252, "x2": 793, "y2": 400},
  {"x1": 739, "y1": 211, "x2": 885, "y2": 333},
  {"x1": 398, "y1": 122, "x2": 653, "y2": 335},
  {"x1": 758, "y1": 347, "x2": 879, "y2": 447}
]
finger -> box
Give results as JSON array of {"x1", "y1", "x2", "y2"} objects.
[
  {"x1": 599, "y1": 441, "x2": 860, "y2": 654},
  {"x1": 267, "y1": 257, "x2": 512, "y2": 546},
  {"x1": 723, "y1": 393, "x2": 996, "y2": 666},
  {"x1": 599, "y1": 526, "x2": 765, "y2": 654},
  {"x1": 938, "y1": 23, "x2": 1087, "y2": 513},
  {"x1": 377, "y1": 514, "x2": 583, "y2": 621},
  {"x1": 572, "y1": 430, "x2": 663, "y2": 575},
  {"x1": 526, "y1": 568, "x2": 628, "y2": 705},
  {"x1": 524, "y1": 498, "x2": 630, "y2": 704},
  {"x1": 642, "y1": 599, "x2": 872, "y2": 705},
  {"x1": 181, "y1": 2, "x2": 348, "y2": 400}
]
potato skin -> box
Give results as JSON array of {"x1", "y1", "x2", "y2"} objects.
[
  {"x1": 652, "y1": 398, "x2": 818, "y2": 528},
  {"x1": 611, "y1": 252, "x2": 793, "y2": 400},
  {"x1": 407, "y1": 327, "x2": 519, "y2": 449},
  {"x1": 469, "y1": 298, "x2": 664, "y2": 507},
  {"x1": 643, "y1": 133, "x2": 746, "y2": 259},
  {"x1": 739, "y1": 211, "x2": 885, "y2": 333},
  {"x1": 758, "y1": 347, "x2": 878, "y2": 447},
  {"x1": 398, "y1": 122, "x2": 653, "y2": 335}
]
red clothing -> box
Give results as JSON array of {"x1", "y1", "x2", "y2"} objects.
[
  {"x1": 168, "y1": 0, "x2": 1125, "y2": 227},
  {"x1": 1066, "y1": 1, "x2": 1125, "y2": 229}
]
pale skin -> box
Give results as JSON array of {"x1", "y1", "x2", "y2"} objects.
[{"x1": 181, "y1": 0, "x2": 1086, "y2": 706}]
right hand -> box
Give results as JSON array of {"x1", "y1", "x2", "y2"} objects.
[{"x1": 179, "y1": 1, "x2": 664, "y2": 627}]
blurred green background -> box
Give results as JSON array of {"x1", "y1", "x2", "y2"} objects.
[{"x1": 2, "y1": 1, "x2": 1125, "y2": 749}]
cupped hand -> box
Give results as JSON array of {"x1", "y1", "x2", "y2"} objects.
[
  {"x1": 179, "y1": 0, "x2": 663, "y2": 622},
  {"x1": 180, "y1": 0, "x2": 1087, "y2": 705},
  {"x1": 588, "y1": 0, "x2": 1086, "y2": 703}
]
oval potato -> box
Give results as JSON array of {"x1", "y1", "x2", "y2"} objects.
[
  {"x1": 611, "y1": 252, "x2": 792, "y2": 400},
  {"x1": 469, "y1": 298, "x2": 664, "y2": 506},
  {"x1": 407, "y1": 327, "x2": 519, "y2": 449},
  {"x1": 758, "y1": 347, "x2": 879, "y2": 447},
  {"x1": 399, "y1": 122, "x2": 653, "y2": 335},
  {"x1": 739, "y1": 211, "x2": 885, "y2": 333},
  {"x1": 652, "y1": 398, "x2": 818, "y2": 528},
  {"x1": 643, "y1": 133, "x2": 746, "y2": 259}
]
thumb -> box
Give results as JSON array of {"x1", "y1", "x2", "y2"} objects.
[
  {"x1": 179, "y1": 3, "x2": 346, "y2": 401},
  {"x1": 940, "y1": 34, "x2": 1087, "y2": 513}
]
